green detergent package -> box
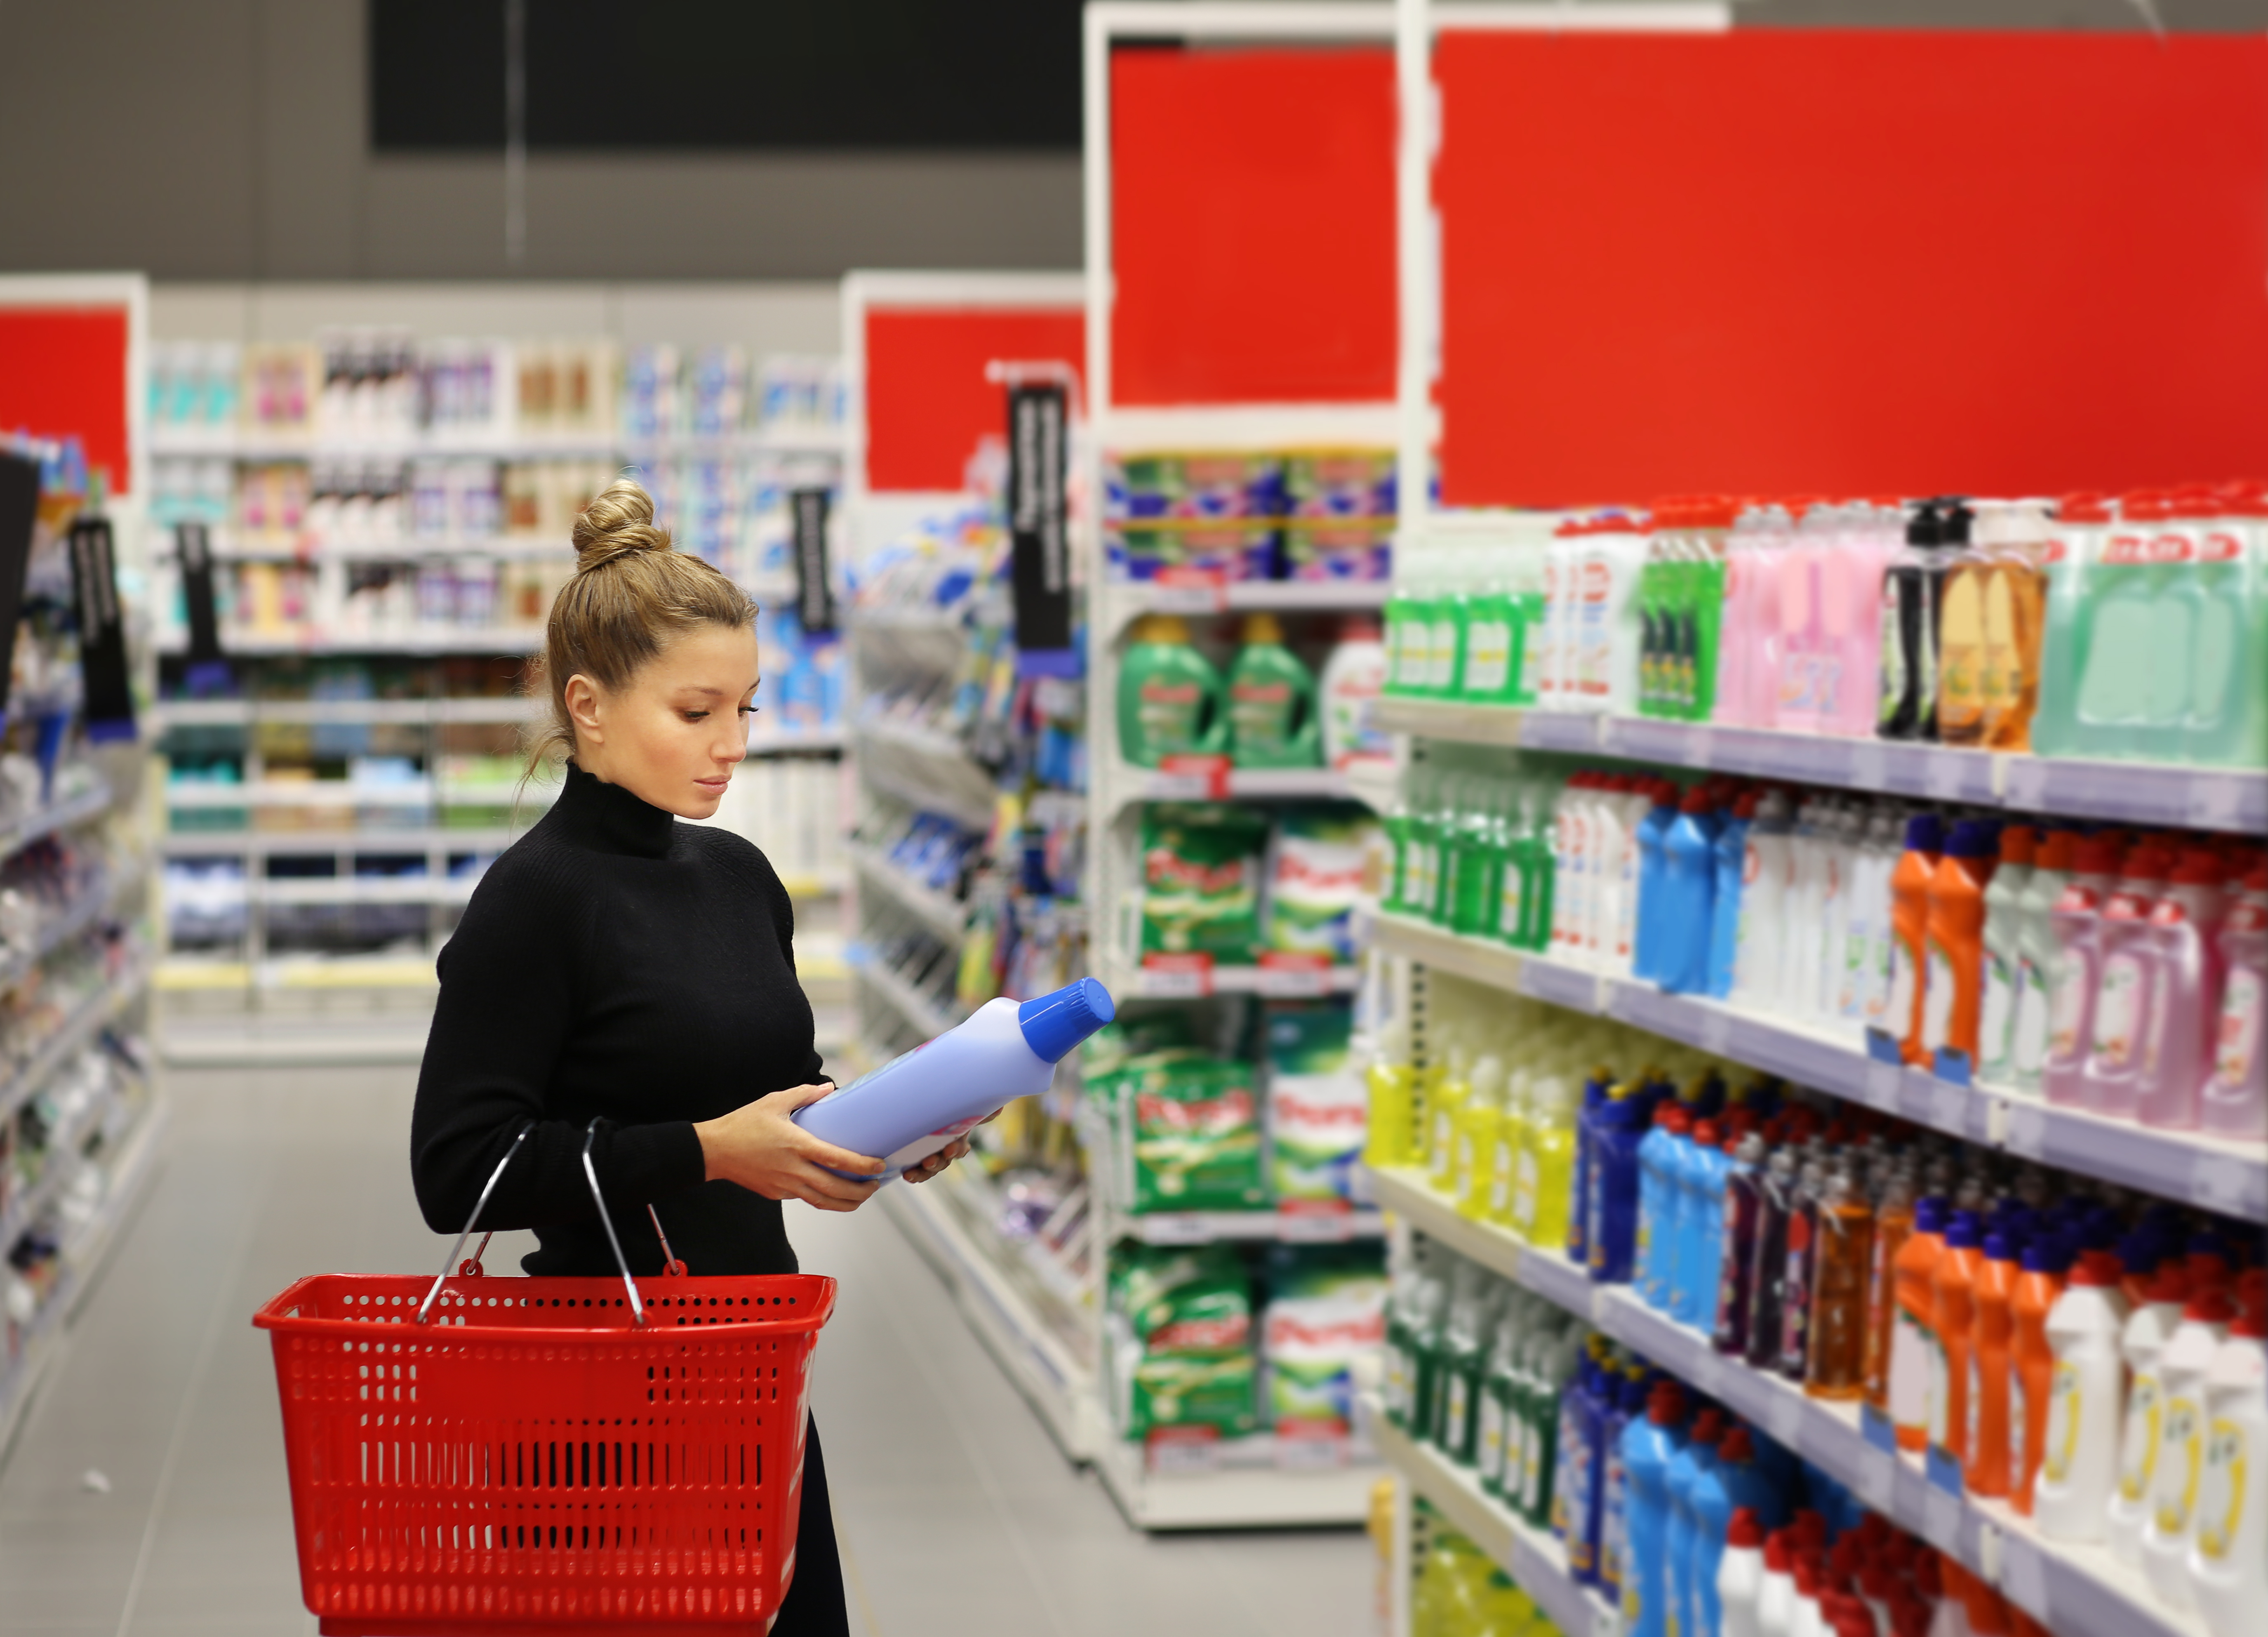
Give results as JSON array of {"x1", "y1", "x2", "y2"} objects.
[
  {"x1": 1139, "y1": 803, "x2": 1267, "y2": 959},
  {"x1": 1111, "y1": 1245, "x2": 1257, "y2": 1439},
  {"x1": 1260, "y1": 1251, "x2": 1388, "y2": 1436},
  {"x1": 1263, "y1": 804, "x2": 1373, "y2": 961},
  {"x1": 1264, "y1": 1000, "x2": 1368, "y2": 1205},
  {"x1": 1128, "y1": 1054, "x2": 1266, "y2": 1212}
]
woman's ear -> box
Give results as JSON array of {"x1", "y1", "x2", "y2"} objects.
[{"x1": 563, "y1": 674, "x2": 606, "y2": 747}]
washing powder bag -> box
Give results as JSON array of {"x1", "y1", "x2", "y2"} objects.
[
  {"x1": 1141, "y1": 804, "x2": 1268, "y2": 959},
  {"x1": 1264, "y1": 804, "x2": 1374, "y2": 961},
  {"x1": 1264, "y1": 1000, "x2": 1369, "y2": 1206}
]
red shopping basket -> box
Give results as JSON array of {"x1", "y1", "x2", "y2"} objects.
[{"x1": 254, "y1": 1121, "x2": 835, "y2": 1635}]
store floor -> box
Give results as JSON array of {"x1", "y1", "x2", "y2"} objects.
[{"x1": 0, "y1": 1065, "x2": 1372, "y2": 1636}]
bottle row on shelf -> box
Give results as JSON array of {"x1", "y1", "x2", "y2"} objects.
[
  {"x1": 1389, "y1": 487, "x2": 2267, "y2": 771},
  {"x1": 1367, "y1": 981, "x2": 2266, "y2": 1637},
  {"x1": 1106, "y1": 448, "x2": 1397, "y2": 585},
  {"x1": 1382, "y1": 754, "x2": 2266, "y2": 1147},
  {"x1": 1119, "y1": 610, "x2": 1393, "y2": 775},
  {"x1": 147, "y1": 335, "x2": 842, "y2": 451}
]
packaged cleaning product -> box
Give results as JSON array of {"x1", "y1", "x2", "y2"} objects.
[
  {"x1": 1265, "y1": 1001, "x2": 1368, "y2": 1206},
  {"x1": 1141, "y1": 803, "x2": 1268, "y2": 959},
  {"x1": 1264, "y1": 805, "x2": 1373, "y2": 961},
  {"x1": 1225, "y1": 612, "x2": 1322, "y2": 768},
  {"x1": 1261, "y1": 1252, "x2": 1388, "y2": 1440},
  {"x1": 1119, "y1": 615, "x2": 1227, "y2": 766},
  {"x1": 1111, "y1": 1244, "x2": 1257, "y2": 1439},
  {"x1": 1127, "y1": 1053, "x2": 1266, "y2": 1213},
  {"x1": 2190, "y1": 1273, "x2": 2268, "y2": 1637}
]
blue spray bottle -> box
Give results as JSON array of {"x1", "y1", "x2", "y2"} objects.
[
  {"x1": 1621, "y1": 1380, "x2": 1688, "y2": 1637},
  {"x1": 1706, "y1": 789, "x2": 1756, "y2": 998}
]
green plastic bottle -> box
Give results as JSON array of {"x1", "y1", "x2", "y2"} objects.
[
  {"x1": 1223, "y1": 613, "x2": 1321, "y2": 768},
  {"x1": 1459, "y1": 544, "x2": 1521, "y2": 706},
  {"x1": 1118, "y1": 614, "x2": 1224, "y2": 766},
  {"x1": 2029, "y1": 492, "x2": 2107, "y2": 758}
]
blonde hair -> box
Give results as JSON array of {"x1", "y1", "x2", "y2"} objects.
[{"x1": 524, "y1": 476, "x2": 758, "y2": 774}]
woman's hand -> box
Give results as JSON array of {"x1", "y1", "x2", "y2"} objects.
[
  {"x1": 694, "y1": 1083, "x2": 887, "y2": 1211},
  {"x1": 901, "y1": 1104, "x2": 1006, "y2": 1184}
]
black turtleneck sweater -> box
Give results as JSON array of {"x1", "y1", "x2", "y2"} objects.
[{"x1": 409, "y1": 761, "x2": 823, "y2": 1278}]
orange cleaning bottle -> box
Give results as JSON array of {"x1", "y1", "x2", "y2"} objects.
[
  {"x1": 1889, "y1": 1195, "x2": 1950, "y2": 1451},
  {"x1": 2009, "y1": 1235, "x2": 2070, "y2": 1515},
  {"x1": 1932, "y1": 1210, "x2": 1985, "y2": 1467},
  {"x1": 1966, "y1": 1227, "x2": 2022, "y2": 1498},
  {"x1": 1891, "y1": 815, "x2": 1947, "y2": 1064},
  {"x1": 1920, "y1": 820, "x2": 2001, "y2": 1072},
  {"x1": 1864, "y1": 1166, "x2": 1917, "y2": 1413}
]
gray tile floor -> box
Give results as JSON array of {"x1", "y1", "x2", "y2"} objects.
[{"x1": 0, "y1": 1065, "x2": 1372, "y2": 1635}]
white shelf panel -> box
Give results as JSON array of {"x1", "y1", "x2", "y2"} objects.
[
  {"x1": 158, "y1": 629, "x2": 547, "y2": 658},
  {"x1": 1368, "y1": 1398, "x2": 1617, "y2": 1637},
  {"x1": 1089, "y1": 1425, "x2": 1379, "y2": 1529},
  {"x1": 1372, "y1": 914, "x2": 2268, "y2": 1220},
  {"x1": 1115, "y1": 1207, "x2": 1385, "y2": 1246},
  {"x1": 0, "y1": 781, "x2": 114, "y2": 864},
  {"x1": 150, "y1": 427, "x2": 844, "y2": 462},
  {"x1": 847, "y1": 844, "x2": 967, "y2": 945},
  {"x1": 1110, "y1": 959, "x2": 1363, "y2": 1000},
  {"x1": 1373, "y1": 698, "x2": 2268, "y2": 833},
  {"x1": 1101, "y1": 577, "x2": 1391, "y2": 629},
  {"x1": 1125, "y1": 765, "x2": 1355, "y2": 804}
]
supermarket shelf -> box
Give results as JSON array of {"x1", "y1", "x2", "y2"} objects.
[
  {"x1": 1125, "y1": 765, "x2": 1356, "y2": 804},
  {"x1": 249, "y1": 875, "x2": 480, "y2": 907},
  {"x1": 1372, "y1": 913, "x2": 2268, "y2": 1220},
  {"x1": 1101, "y1": 577, "x2": 1391, "y2": 627},
  {"x1": 162, "y1": 827, "x2": 517, "y2": 856},
  {"x1": 157, "y1": 955, "x2": 439, "y2": 993},
  {"x1": 1373, "y1": 698, "x2": 2268, "y2": 832},
  {"x1": 156, "y1": 628, "x2": 547, "y2": 658},
  {"x1": 1372, "y1": 1160, "x2": 2215, "y2": 1637},
  {"x1": 880, "y1": 1171, "x2": 1098, "y2": 1463},
  {"x1": 1089, "y1": 1424, "x2": 1379, "y2": 1530},
  {"x1": 1113, "y1": 1207, "x2": 1385, "y2": 1246},
  {"x1": 847, "y1": 843, "x2": 967, "y2": 944},
  {"x1": 852, "y1": 723, "x2": 998, "y2": 832},
  {"x1": 0, "y1": 955, "x2": 153, "y2": 1128},
  {"x1": 0, "y1": 873, "x2": 130, "y2": 995},
  {"x1": 1114, "y1": 959, "x2": 1363, "y2": 1000},
  {"x1": 156, "y1": 696, "x2": 542, "y2": 727},
  {"x1": 746, "y1": 728, "x2": 843, "y2": 756},
  {"x1": 1367, "y1": 1399, "x2": 1616, "y2": 1637},
  {"x1": 151, "y1": 427, "x2": 844, "y2": 461},
  {"x1": 1096, "y1": 402, "x2": 1403, "y2": 452},
  {"x1": 193, "y1": 536, "x2": 576, "y2": 563},
  {"x1": 849, "y1": 954, "x2": 962, "y2": 1040},
  {"x1": 0, "y1": 1098, "x2": 168, "y2": 1460},
  {"x1": 0, "y1": 782, "x2": 115, "y2": 864}
]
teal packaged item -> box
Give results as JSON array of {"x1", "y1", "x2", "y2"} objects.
[
  {"x1": 1261, "y1": 1252, "x2": 1387, "y2": 1437},
  {"x1": 1112, "y1": 1245, "x2": 1257, "y2": 1439},
  {"x1": 1225, "y1": 612, "x2": 1322, "y2": 767},
  {"x1": 1265, "y1": 1001, "x2": 1366, "y2": 1204},
  {"x1": 1119, "y1": 615, "x2": 1226, "y2": 766},
  {"x1": 1265, "y1": 804, "x2": 1372, "y2": 961},
  {"x1": 1127, "y1": 1055, "x2": 1265, "y2": 1212},
  {"x1": 1140, "y1": 803, "x2": 1267, "y2": 959}
]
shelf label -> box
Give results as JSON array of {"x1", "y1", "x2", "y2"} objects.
[
  {"x1": 1863, "y1": 1055, "x2": 1903, "y2": 1112},
  {"x1": 1153, "y1": 753, "x2": 1233, "y2": 801},
  {"x1": 1697, "y1": 1008, "x2": 1730, "y2": 1054},
  {"x1": 1690, "y1": 1349, "x2": 1725, "y2": 1396},
  {"x1": 1927, "y1": 1078, "x2": 1971, "y2": 1136},
  {"x1": 2002, "y1": 757, "x2": 2050, "y2": 812},
  {"x1": 1138, "y1": 1213, "x2": 1213, "y2": 1245},
  {"x1": 1273, "y1": 1424, "x2": 1350, "y2": 1469},
  {"x1": 1848, "y1": 741, "x2": 1887, "y2": 791},
  {"x1": 1855, "y1": 1446, "x2": 1896, "y2": 1512},
  {"x1": 1921, "y1": 1484, "x2": 1962, "y2": 1551},
  {"x1": 1147, "y1": 1425, "x2": 1221, "y2": 1473},
  {"x1": 1276, "y1": 1204, "x2": 1356, "y2": 1243},
  {"x1": 1141, "y1": 952, "x2": 1213, "y2": 998},
  {"x1": 1925, "y1": 752, "x2": 1974, "y2": 801},
  {"x1": 1256, "y1": 950, "x2": 1333, "y2": 997},
  {"x1": 2191, "y1": 1151, "x2": 2252, "y2": 1214},
  {"x1": 2004, "y1": 1102, "x2": 2047, "y2": 1161},
  {"x1": 1765, "y1": 1388, "x2": 1805, "y2": 1451},
  {"x1": 1147, "y1": 572, "x2": 1229, "y2": 613}
]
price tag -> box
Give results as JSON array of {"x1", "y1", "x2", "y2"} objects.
[
  {"x1": 1691, "y1": 1350, "x2": 1725, "y2": 1396},
  {"x1": 1865, "y1": 1058, "x2": 1903, "y2": 1112},
  {"x1": 1140, "y1": 1214, "x2": 1212, "y2": 1245},
  {"x1": 1925, "y1": 751, "x2": 1973, "y2": 801},
  {"x1": 1849, "y1": 741, "x2": 1887, "y2": 791},
  {"x1": 1147, "y1": 581, "x2": 1228, "y2": 614},
  {"x1": 1148, "y1": 1427, "x2": 1221, "y2": 1473},
  {"x1": 2191, "y1": 1152, "x2": 2252, "y2": 1214},
  {"x1": 2004, "y1": 1102, "x2": 2047, "y2": 1161},
  {"x1": 1855, "y1": 1447, "x2": 1896, "y2": 1512},
  {"x1": 1256, "y1": 952, "x2": 1333, "y2": 997},
  {"x1": 1277, "y1": 1208, "x2": 1356, "y2": 1244},
  {"x1": 1698, "y1": 1008, "x2": 1730, "y2": 1054},
  {"x1": 1766, "y1": 1389, "x2": 1805, "y2": 1451},
  {"x1": 2002, "y1": 756, "x2": 2050, "y2": 813},
  {"x1": 2189, "y1": 772, "x2": 2244, "y2": 832},
  {"x1": 1682, "y1": 727, "x2": 1716, "y2": 769},
  {"x1": 1141, "y1": 953, "x2": 1213, "y2": 998},
  {"x1": 1153, "y1": 753, "x2": 1233, "y2": 801},
  {"x1": 1929, "y1": 1078, "x2": 1971, "y2": 1136},
  {"x1": 1922, "y1": 1485, "x2": 1962, "y2": 1551},
  {"x1": 1273, "y1": 1427, "x2": 1350, "y2": 1469}
]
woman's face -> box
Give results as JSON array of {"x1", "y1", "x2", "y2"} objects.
[{"x1": 564, "y1": 622, "x2": 759, "y2": 820}]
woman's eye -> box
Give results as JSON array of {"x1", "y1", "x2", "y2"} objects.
[{"x1": 681, "y1": 710, "x2": 709, "y2": 722}]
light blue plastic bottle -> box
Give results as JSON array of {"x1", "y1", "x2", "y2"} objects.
[
  {"x1": 1664, "y1": 1410, "x2": 1725, "y2": 1637},
  {"x1": 795, "y1": 978, "x2": 1113, "y2": 1175},
  {"x1": 1661, "y1": 791, "x2": 1723, "y2": 994},
  {"x1": 1705, "y1": 793, "x2": 1753, "y2": 999},
  {"x1": 1686, "y1": 1421, "x2": 1737, "y2": 1637},
  {"x1": 1636, "y1": 1103, "x2": 1685, "y2": 1310},
  {"x1": 1599, "y1": 1367, "x2": 1649, "y2": 1606},
  {"x1": 1665, "y1": 1106, "x2": 1710, "y2": 1322},
  {"x1": 1621, "y1": 1380, "x2": 1686, "y2": 1637},
  {"x1": 1633, "y1": 784, "x2": 1680, "y2": 982}
]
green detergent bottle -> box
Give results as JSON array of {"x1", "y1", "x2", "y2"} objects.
[
  {"x1": 1224, "y1": 612, "x2": 1322, "y2": 767},
  {"x1": 1118, "y1": 614, "x2": 1225, "y2": 766}
]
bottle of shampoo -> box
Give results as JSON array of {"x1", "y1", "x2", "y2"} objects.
[{"x1": 794, "y1": 978, "x2": 1113, "y2": 1173}]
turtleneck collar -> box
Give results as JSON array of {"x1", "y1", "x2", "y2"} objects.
[{"x1": 549, "y1": 761, "x2": 678, "y2": 860}]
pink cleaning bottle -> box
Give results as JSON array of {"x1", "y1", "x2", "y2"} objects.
[
  {"x1": 1720, "y1": 503, "x2": 1790, "y2": 728},
  {"x1": 2081, "y1": 845, "x2": 2175, "y2": 1121},
  {"x1": 2042, "y1": 833, "x2": 2130, "y2": 1109},
  {"x1": 1819, "y1": 504, "x2": 1890, "y2": 738},
  {"x1": 2136, "y1": 847, "x2": 2230, "y2": 1130},
  {"x1": 2201, "y1": 857, "x2": 2268, "y2": 1139},
  {"x1": 1776, "y1": 501, "x2": 1830, "y2": 735}
]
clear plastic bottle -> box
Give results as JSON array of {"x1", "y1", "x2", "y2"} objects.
[
  {"x1": 2042, "y1": 833, "x2": 2128, "y2": 1109},
  {"x1": 1977, "y1": 825, "x2": 2037, "y2": 1088},
  {"x1": 1880, "y1": 501, "x2": 1953, "y2": 742},
  {"x1": 2200, "y1": 857, "x2": 2267, "y2": 1139}
]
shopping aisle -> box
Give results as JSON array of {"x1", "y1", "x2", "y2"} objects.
[{"x1": 0, "y1": 1065, "x2": 1371, "y2": 1637}]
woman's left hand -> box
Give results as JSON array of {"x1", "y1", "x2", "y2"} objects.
[{"x1": 901, "y1": 1105, "x2": 1005, "y2": 1183}]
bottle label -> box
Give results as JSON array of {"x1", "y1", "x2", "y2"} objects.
[
  {"x1": 2047, "y1": 948, "x2": 2089, "y2": 1060},
  {"x1": 1887, "y1": 938, "x2": 1919, "y2": 1036},
  {"x1": 1513, "y1": 1149, "x2": 1539, "y2": 1235},
  {"x1": 1466, "y1": 618, "x2": 1511, "y2": 695},
  {"x1": 1891, "y1": 1309, "x2": 1930, "y2": 1432},
  {"x1": 1430, "y1": 619, "x2": 1460, "y2": 691},
  {"x1": 2195, "y1": 1416, "x2": 2247, "y2": 1561},
  {"x1": 1922, "y1": 942, "x2": 1957, "y2": 1055},
  {"x1": 1980, "y1": 950, "x2": 2019, "y2": 1074},
  {"x1": 1500, "y1": 867, "x2": 1526, "y2": 947},
  {"x1": 2013, "y1": 952, "x2": 2052, "y2": 1076},
  {"x1": 1479, "y1": 1390, "x2": 1506, "y2": 1485},
  {"x1": 2091, "y1": 953, "x2": 2144, "y2": 1069},
  {"x1": 2043, "y1": 1360, "x2": 2081, "y2": 1484},
  {"x1": 1925, "y1": 1329, "x2": 1951, "y2": 1446},
  {"x1": 2011, "y1": 1373, "x2": 2030, "y2": 1485},
  {"x1": 2214, "y1": 968, "x2": 2263, "y2": 1088},
  {"x1": 2117, "y1": 1373, "x2": 2163, "y2": 1503},
  {"x1": 1490, "y1": 1136, "x2": 1517, "y2": 1217},
  {"x1": 2155, "y1": 1394, "x2": 2203, "y2": 1534},
  {"x1": 1446, "y1": 1373, "x2": 1470, "y2": 1449}
]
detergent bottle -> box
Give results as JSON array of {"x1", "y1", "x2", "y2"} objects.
[
  {"x1": 2042, "y1": 833, "x2": 2128, "y2": 1108},
  {"x1": 1516, "y1": 1065, "x2": 1581, "y2": 1251},
  {"x1": 1977, "y1": 826, "x2": 2037, "y2": 1087},
  {"x1": 1661, "y1": 789, "x2": 1725, "y2": 994},
  {"x1": 1686, "y1": 1117, "x2": 1736, "y2": 1331},
  {"x1": 1319, "y1": 613, "x2": 1392, "y2": 773},
  {"x1": 1638, "y1": 1100, "x2": 1690, "y2": 1311},
  {"x1": 2079, "y1": 844, "x2": 2173, "y2": 1119},
  {"x1": 2201, "y1": 857, "x2": 2268, "y2": 1138},
  {"x1": 2009, "y1": 830, "x2": 2077, "y2": 1095},
  {"x1": 1623, "y1": 1380, "x2": 1688, "y2": 1637},
  {"x1": 2138, "y1": 847, "x2": 2230, "y2": 1130},
  {"x1": 1587, "y1": 1085, "x2": 1650, "y2": 1285},
  {"x1": 795, "y1": 978, "x2": 1113, "y2": 1174},
  {"x1": 1890, "y1": 1197, "x2": 1950, "y2": 1453},
  {"x1": 2182, "y1": 484, "x2": 2268, "y2": 768},
  {"x1": 1922, "y1": 820, "x2": 2002, "y2": 1075},
  {"x1": 1889, "y1": 815, "x2": 1946, "y2": 1064},
  {"x1": 1734, "y1": 788, "x2": 1796, "y2": 1011},
  {"x1": 1225, "y1": 612, "x2": 1322, "y2": 767},
  {"x1": 1880, "y1": 502, "x2": 1950, "y2": 741},
  {"x1": 1930, "y1": 1211, "x2": 1985, "y2": 1468},
  {"x1": 1708, "y1": 790, "x2": 1757, "y2": 999},
  {"x1": 2009, "y1": 1235, "x2": 2069, "y2": 1517},
  {"x1": 2189, "y1": 1273, "x2": 2268, "y2": 1637},
  {"x1": 1689, "y1": 1419, "x2": 1741, "y2": 1637},
  {"x1": 2141, "y1": 1281, "x2": 2237, "y2": 1607},
  {"x1": 1667, "y1": 1408, "x2": 1728, "y2": 1637},
  {"x1": 1965, "y1": 1230, "x2": 2022, "y2": 1498},
  {"x1": 2110, "y1": 1252, "x2": 2192, "y2": 1561},
  {"x1": 1715, "y1": 1126, "x2": 1771, "y2": 1359},
  {"x1": 1720, "y1": 1507, "x2": 1769, "y2": 1637},
  {"x1": 1864, "y1": 1164, "x2": 1917, "y2": 1412},
  {"x1": 2035, "y1": 1248, "x2": 2130, "y2": 1544},
  {"x1": 1118, "y1": 615, "x2": 1225, "y2": 766},
  {"x1": 1455, "y1": 1053, "x2": 1509, "y2": 1221}
]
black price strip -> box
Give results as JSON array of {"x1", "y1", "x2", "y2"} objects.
[
  {"x1": 69, "y1": 518, "x2": 136, "y2": 743},
  {"x1": 1007, "y1": 382, "x2": 1073, "y2": 666},
  {"x1": 0, "y1": 454, "x2": 38, "y2": 716},
  {"x1": 790, "y1": 488, "x2": 835, "y2": 636}
]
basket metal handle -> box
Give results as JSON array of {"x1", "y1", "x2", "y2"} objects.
[{"x1": 415, "y1": 1118, "x2": 658, "y2": 1326}]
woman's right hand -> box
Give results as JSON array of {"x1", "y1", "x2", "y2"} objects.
[{"x1": 693, "y1": 1083, "x2": 887, "y2": 1211}]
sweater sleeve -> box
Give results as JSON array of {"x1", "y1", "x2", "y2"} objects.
[{"x1": 408, "y1": 853, "x2": 708, "y2": 1237}]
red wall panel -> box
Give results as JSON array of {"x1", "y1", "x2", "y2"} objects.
[
  {"x1": 863, "y1": 307, "x2": 1085, "y2": 493},
  {"x1": 1435, "y1": 30, "x2": 2268, "y2": 507},
  {"x1": 1111, "y1": 46, "x2": 1397, "y2": 407},
  {"x1": 0, "y1": 308, "x2": 133, "y2": 496}
]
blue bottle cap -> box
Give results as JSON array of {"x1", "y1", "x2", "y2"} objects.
[
  {"x1": 2021, "y1": 1235, "x2": 2074, "y2": 1276},
  {"x1": 1016, "y1": 977, "x2": 1117, "y2": 1065},
  {"x1": 1947, "y1": 820, "x2": 2002, "y2": 860},
  {"x1": 1983, "y1": 1231, "x2": 2021, "y2": 1264},
  {"x1": 1914, "y1": 1195, "x2": 1949, "y2": 1235},
  {"x1": 1903, "y1": 814, "x2": 1946, "y2": 854},
  {"x1": 1944, "y1": 1210, "x2": 1982, "y2": 1252}
]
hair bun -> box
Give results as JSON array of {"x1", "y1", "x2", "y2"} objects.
[{"x1": 572, "y1": 477, "x2": 673, "y2": 571}]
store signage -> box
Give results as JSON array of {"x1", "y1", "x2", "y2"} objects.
[
  {"x1": 175, "y1": 521, "x2": 225, "y2": 666},
  {"x1": 68, "y1": 518, "x2": 136, "y2": 743},
  {"x1": 789, "y1": 487, "x2": 835, "y2": 635},
  {"x1": 1006, "y1": 382, "x2": 1073, "y2": 670},
  {"x1": 0, "y1": 452, "x2": 38, "y2": 715}
]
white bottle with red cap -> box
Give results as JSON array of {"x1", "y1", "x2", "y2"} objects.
[
  {"x1": 2035, "y1": 1248, "x2": 2131, "y2": 1543},
  {"x1": 2109, "y1": 1255, "x2": 2194, "y2": 1562},
  {"x1": 2189, "y1": 1272, "x2": 2268, "y2": 1637},
  {"x1": 1756, "y1": 1529, "x2": 1798, "y2": 1637},
  {"x1": 2142, "y1": 1281, "x2": 2237, "y2": 1607},
  {"x1": 1719, "y1": 1506, "x2": 1768, "y2": 1637}
]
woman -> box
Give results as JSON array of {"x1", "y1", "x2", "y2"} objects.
[{"x1": 410, "y1": 477, "x2": 962, "y2": 1635}]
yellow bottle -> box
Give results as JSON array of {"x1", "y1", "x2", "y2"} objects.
[
  {"x1": 1515, "y1": 1069, "x2": 1579, "y2": 1248},
  {"x1": 1455, "y1": 1055, "x2": 1507, "y2": 1219},
  {"x1": 1486, "y1": 1064, "x2": 1532, "y2": 1229},
  {"x1": 1363, "y1": 1014, "x2": 1419, "y2": 1168},
  {"x1": 1428, "y1": 1041, "x2": 1473, "y2": 1194}
]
